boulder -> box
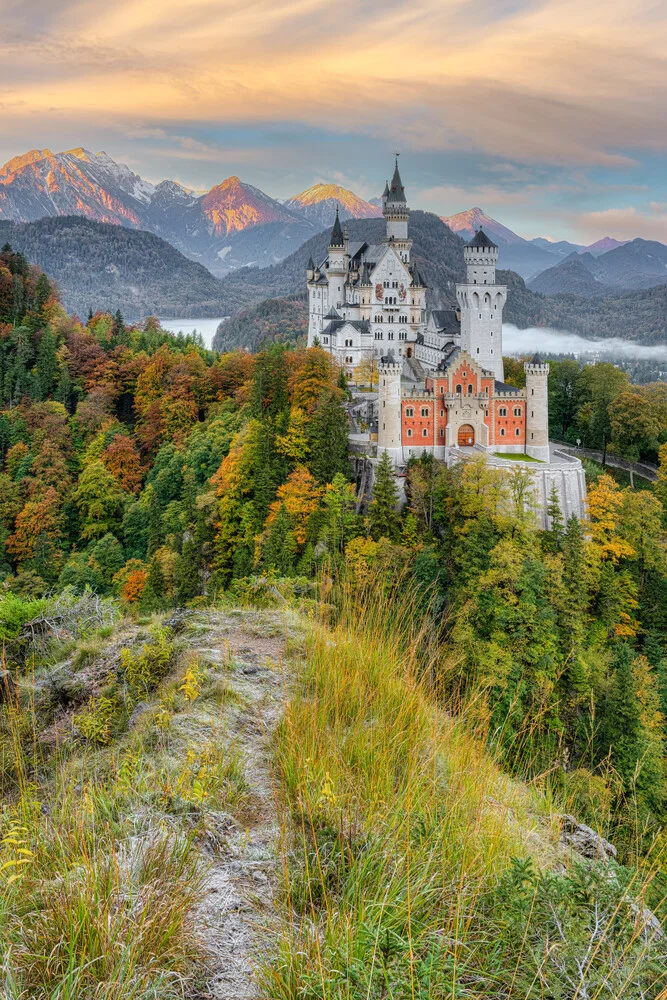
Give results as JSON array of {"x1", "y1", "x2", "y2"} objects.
[{"x1": 557, "y1": 813, "x2": 618, "y2": 861}]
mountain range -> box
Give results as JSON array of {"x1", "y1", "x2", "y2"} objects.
[
  {"x1": 0, "y1": 149, "x2": 386, "y2": 278},
  {"x1": 1, "y1": 145, "x2": 665, "y2": 345},
  {"x1": 442, "y1": 207, "x2": 633, "y2": 282},
  {"x1": 1, "y1": 147, "x2": 663, "y2": 296},
  {"x1": 528, "y1": 239, "x2": 667, "y2": 296}
]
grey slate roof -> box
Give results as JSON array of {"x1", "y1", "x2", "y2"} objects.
[
  {"x1": 494, "y1": 380, "x2": 521, "y2": 394},
  {"x1": 322, "y1": 319, "x2": 371, "y2": 336},
  {"x1": 467, "y1": 228, "x2": 498, "y2": 249},
  {"x1": 431, "y1": 309, "x2": 460, "y2": 332},
  {"x1": 329, "y1": 209, "x2": 344, "y2": 247},
  {"x1": 387, "y1": 158, "x2": 406, "y2": 204}
]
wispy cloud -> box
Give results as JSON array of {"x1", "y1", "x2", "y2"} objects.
[{"x1": 1, "y1": 0, "x2": 665, "y2": 166}]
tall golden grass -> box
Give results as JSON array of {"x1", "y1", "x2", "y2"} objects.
[{"x1": 264, "y1": 574, "x2": 667, "y2": 998}]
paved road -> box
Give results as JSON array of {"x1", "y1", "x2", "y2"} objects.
[{"x1": 552, "y1": 442, "x2": 658, "y2": 483}]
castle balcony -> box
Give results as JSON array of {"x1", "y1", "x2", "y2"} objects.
[{"x1": 442, "y1": 392, "x2": 489, "y2": 412}]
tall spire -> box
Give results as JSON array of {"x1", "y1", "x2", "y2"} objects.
[
  {"x1": 329, "y1": 207, "x2": 344, "y2": 247},
  {"x1": 388, "y1": 155, "x2": 406, "y2": 204}
]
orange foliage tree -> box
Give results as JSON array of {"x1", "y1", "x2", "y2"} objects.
[
  {"x1": 6, "y1": 487, "x2": 63, "y2": 564},
  {"x1": 102, "y1": 434, "x2": 145, "y2": 494},
  {"x1": 265, "y1": 465, "x2": 323, "y2": 544}
]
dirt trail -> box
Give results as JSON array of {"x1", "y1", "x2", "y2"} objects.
[{"x1": 187, "y1": 610, "x2": 292, "y2": 999}]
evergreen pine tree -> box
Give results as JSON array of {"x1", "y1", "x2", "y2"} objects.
[
  {"x1": 599, "y1": 644, "x2": 664, "y2": 808},
  {"x1": 141, "y1": 554, "x2": 166, "y2": 611},
  {"x1": 55, "y1": 366, "x2": 75, "y2": 413},
  {"x1": 542, "y1": 483, "x2": 564, "y2": 553},
  {"x1": 34, "y1": 273, "x2": 51, "y2": 314},
  {"x1": 35, "y1": 327, "x2": 58, "y2": 401},
  {"x1": 261, "y1": 504, "x2": 297, "y2": 575},
  {"x1": 175, "y1": 534, "x2": 202, "y2": 605},
  {"x1": 368, "y1": 450, "x2": 400, "y2": 541},
  {"x1": 146, "y1": 486, "x2": 163, "y2": 556},
  {"x1": 307, "y1": 390, "x2": 350, "y2": 484}
]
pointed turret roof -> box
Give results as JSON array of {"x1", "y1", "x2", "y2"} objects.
[
  {"x1": 466, "y1": 228, "x2": 498, "y2": 249},
  {"x1": 329, "y1": 208, "x2": 344, "y2": 247},
  {"x1": 307, "y1": 256, "x2": 314, "y2": 270},
  {"x1": 412, "y1": 266, "x2": 426, "y2": 287},
  {"x1": 359, "y1": 261, "x2": 372, "y2": 285},
  {"x1": 382, "y1": 180, "x2": 390, "y2": 198},
  {"x1": 388, "y1": 157, "x2": 406, "y2": 203},
  {"x1": 324, "y1": 306, "x2": 341, "y2": 320}
]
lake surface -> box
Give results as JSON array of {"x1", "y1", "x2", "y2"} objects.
[{"x1": 159, "y1": 318, "x2": 227, "y2": 349}]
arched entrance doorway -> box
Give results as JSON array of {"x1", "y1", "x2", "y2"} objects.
[{"x1": 458, "y1": 424, "x2": 475, "y2": 447}]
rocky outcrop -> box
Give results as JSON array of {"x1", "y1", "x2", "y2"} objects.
[{"x1": 557, "y1": 813, "x2": 618, "y2": 861}]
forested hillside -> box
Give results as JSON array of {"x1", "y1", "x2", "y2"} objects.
[
  {"x1": 3, "y1": 247, "x2": 667, "y2": 996},
  {"x1": 214, "y1": 212, "x2": 667, "y2": 344},
  {"x1": 0, "y1": 217, "x2": 228, "y2": 319},
  {"x1": 213, "y1": 293, "x2": 307, "y2": 352}
]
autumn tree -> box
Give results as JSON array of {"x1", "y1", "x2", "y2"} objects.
[{"x1": 73, "y1": 459, "x2": 128, "y2": 540}]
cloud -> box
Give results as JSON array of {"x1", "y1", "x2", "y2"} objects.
[
  {"x1": 0, "y1": 0, "x2": 665, "y2": 171},
  {"x1": 504, "y1": 324, "x2": 667, "y2": 360},
  {"x1": 576, "y1": 204, "x2": 667, "y2": 242}
]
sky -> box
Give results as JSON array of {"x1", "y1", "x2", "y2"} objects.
[{"x1": 1, "y1": 0, "x2": 666, "y2": 244}]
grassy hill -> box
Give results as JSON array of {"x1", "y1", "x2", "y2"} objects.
[{"x1": 2, "y1": 584, "x2": 664, "y2": 998}]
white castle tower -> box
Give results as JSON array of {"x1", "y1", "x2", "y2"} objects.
[
  {"x1": 382, "y1": 158, "x2": 411, "y2": 260},
  {"x1": 456, "y1": 230, "x2": 507, "y2": 383},
  {"x1": 327, "y1": 208, "x2": 347, "y2": 310},
  {"x1": 524, "y1": 356, "x2": 551, "y2": 462},
  {"x1": 377, "y1": 357, "x2": 403, "y2": 462}
]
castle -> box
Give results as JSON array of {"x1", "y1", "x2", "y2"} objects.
[{"x1": 307, "y1": 159, "x2": 587, "y2": 524}]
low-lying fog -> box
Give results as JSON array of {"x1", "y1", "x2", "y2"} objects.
[
  {"x1": 157, "y1": 318, "x2": 665, "y2": 363},
  {"x1": 503, "y1": 324, "x2": 666, "y2": 361}
]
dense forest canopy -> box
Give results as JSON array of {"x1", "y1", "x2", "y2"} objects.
[{"x1": 3, "y1": 244, "x2": 667, "y2": 954}]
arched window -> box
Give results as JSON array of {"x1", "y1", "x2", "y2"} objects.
[
  {"x1": 499, "y1": 407, "x2": 507, "y2": 416},
  {"x1": 422, "y1": 428, "x2": 428, "y2": 437},
  {"x1": 456, "y1": 384, "x2": 462, "y2": 394},
  {"x1": 467, "y1": 384, "x2": 473, "y2": 394},
  {"x1": 406, "y1": 428, "x2": 413, "y2": 437},
  {"x1": 515, "y1": 428, "x2": 521, "y2": 436},
  {"x1": 500, "y1": 428, "x2": 506, "y2": 436},
  {"x1": 420, "y1": 407, "x2": 429, "y2": 417},
  {"x1": 405, "y1": 407, "x2": 414, "y2": 417},
  {"x1": 513, "y1": 407, "x2": 522, "y2": 416}
]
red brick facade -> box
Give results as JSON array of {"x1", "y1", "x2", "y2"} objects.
[{"x1": 400, "y1": 352, "x2": 526, "y2": 451}]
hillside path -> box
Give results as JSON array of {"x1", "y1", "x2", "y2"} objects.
[{"x1": 186, "y1": 610, "x2": 292, "y2": 999}]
